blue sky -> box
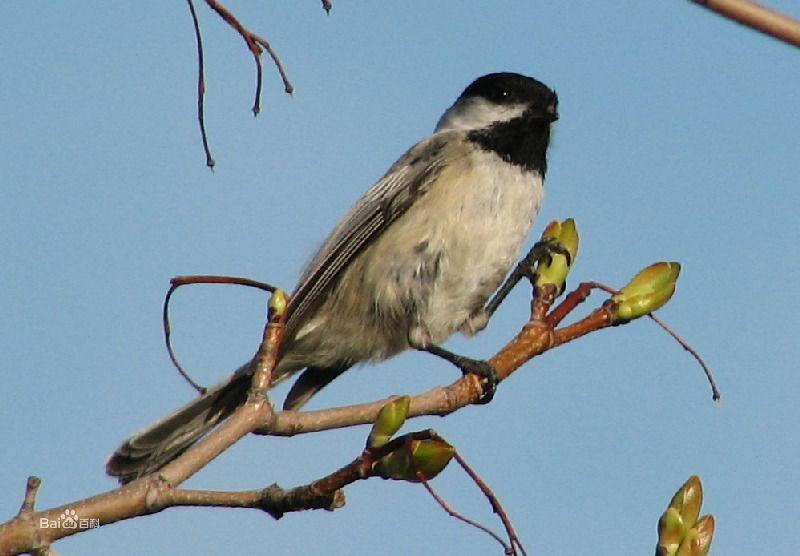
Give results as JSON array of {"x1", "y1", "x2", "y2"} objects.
[{"x1": 1, "y1": 2, "x2": 798, "y2": 554}]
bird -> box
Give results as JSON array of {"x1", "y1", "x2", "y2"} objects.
[{"x1": 106, "y1": 72, "x2": 559, "y2": 483}]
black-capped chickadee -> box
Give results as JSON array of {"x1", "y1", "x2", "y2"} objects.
[{"x1": 107, "y1": 72, "x2": 559, "y2": 483}]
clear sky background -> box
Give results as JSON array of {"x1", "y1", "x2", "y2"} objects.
[{"x1": 2, "y1": 2, "x2": 798, "y2": 555}]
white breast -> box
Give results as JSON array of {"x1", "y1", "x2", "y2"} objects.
[
  {"x1": 363, "y1": 147, "x2": 543, "y2": 344},
  {"x1": 283, "y1": 146, "x2": 544, "y2": 371}
]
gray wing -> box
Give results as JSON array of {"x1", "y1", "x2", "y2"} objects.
[{"x1": 285, "y1": 132, "x2": 460, "y2": 336}]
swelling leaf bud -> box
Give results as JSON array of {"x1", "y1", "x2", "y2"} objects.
[
  {"x1": 534, "y1": 218, "x2": 579, "y2": 293},
  {"x1": 612, "y1": 262, "x2": 680, "y2": 322},
  {"x1": 669, "y1": 475, "x2": 703, "y2": 528},
  {"x1": 374, "y1": 438, "x2": 454, "y2": 482},
  {"x1": 658, "y1": 507, "x2": 687, "y2": 555},
  {"x1": 268, "y1": 289, "x2": 288, "y2": 318},
  {"x1": 409, "y1": 438, "x2": 455, "y2": 480},
  {"x1": 367, "y1": 396, "x2": 411, "y2": 449},
  {"x1": 657, "y1": 476, "x2": 714, "y2": 556},
  {"x1": 691, "y1": 515, "x2": 715, "y2": 556}
]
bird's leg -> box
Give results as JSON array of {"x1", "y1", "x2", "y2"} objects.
[
  {"x1": 409, "y1": 324, "x2": 498, "y2": 404},
  {"x1": 422, "y1": 345, "x2": 498, "y2": 404},
  {"x1": 408, "y1": 238, "x2": 571, "y2": 405},
  {"x1": 466, "y1": 238, "x2": 572, "y2": 333}
]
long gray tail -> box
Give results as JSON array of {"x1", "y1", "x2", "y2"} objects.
[{"x1": 105, "y1": 363, "x2": 253, "y2": 484}]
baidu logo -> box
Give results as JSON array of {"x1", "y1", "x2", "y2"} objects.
[{"x1": 40, "y1": 508, "x2": 100, "y2": 530}]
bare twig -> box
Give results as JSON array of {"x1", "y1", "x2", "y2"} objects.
[
  {"x1": 143, "y1": 432, "x2": 442, "y2": 520},
  {"x1": 203, "y1": 0, "x2": 293, "y2": 116},
  {"x1": 546, "y1": 281, "x2": 612, "y2": 328},
  {"x1": 451, "y1": 450, "x2": 527, "y2": 556},
  {"x1": 162, "y1": 275, "x2": 277, "y2": 393},
  {"x1": 249, "y1": 291, "x2": 286, "y2": 394},
  {"x1": 186, "y1": 0, "x2": 215, "y2": 169},
  {"x1": 152, "y1": 305, "x2": 284, "y2": 486},
  {"x1": 169, "y1": 275, "x2": 277, "y2": 292},
  {"x1": 154, "y1": 481, "x2": 344, "y2": 519},
  {"x1": 184, "y1": 0, "x2": 300, "y2": 165},
  {"x1": 561, "y1": 281, "x2": 721, "y2": 402},
  {"x1": 252, "y1": 34, "x2": 293, "y2": 100},
  {"x1": 690, "y1": 0, "x2": 800, "y2": 47},
  {"x1": 648, "y1": 313, "x2": 722, "y2": 402},
  {"x1": 17, "y1": 477, "x2": 41, "y2": 517},
  {"x1": 418, "y1": 474, "x2": 513, "y2": 555}
]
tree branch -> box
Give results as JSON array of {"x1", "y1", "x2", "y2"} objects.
[
  {"x1": 0, "y1": 278, "x2": 626, "y2": 554},
  {"x1": 203, "y1": 0, "x2": 293, "y2": 115},
  {"x1": 186, "y1": 0, "x2": 215, "y2": 169},
  {"x1": 690, "y1": 0, "x2": 800, "y2": 47}
]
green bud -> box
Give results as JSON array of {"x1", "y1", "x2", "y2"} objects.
[
  {"x1": 675, "y1": 528, "x2": 698, "y2": 556},
  {"x1": 612, "y1": 262, "x2": 680, "y2": 322},
  {"x1": 669, "y1": 475, "x2": 702, "y2": 528},
  {"x1": 268, "y1": 289, "x2": 288, "y2": 318},
  {"x1": 692, "y1": 515, "x2": 715, "y2": 556},
  {"x1": 657, "y1": 477, "x2": 714, "y2": 556},
  {"x1": 373, "y1": 446, "x2": 411, "y2": 481},
  {"x1": 617, "y1": 262, "x2": 681, "y2": 300},
  {"x1": 374, "y1": 438, "x2": 454, "y2": 482},
  {"x1": 658, "y1": 507, "x2": 687, "y2": 555},
  {"x1": 367, "y1": 396, "x2": 411, "y2": 449},
  {"x1": 409, "y1": 439, "x2": 455, "y2": 480},
  {"x1": 534, "y1": 218, "x2": 580, "y2": 293}
]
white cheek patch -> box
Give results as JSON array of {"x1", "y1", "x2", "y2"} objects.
[{"x1": 435, "y1": 98, "x2": 527, "y2": 132}]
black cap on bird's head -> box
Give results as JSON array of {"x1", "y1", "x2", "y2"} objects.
[
  {"x1": 434, "y1": 72, "x2": 558, "y2": 174},
  {"x1": 460, "y1": 72, "x2": 558, "y2": 121},
  {"x1": 436, "y1": 72, "x2": 558, "y2": 134}
]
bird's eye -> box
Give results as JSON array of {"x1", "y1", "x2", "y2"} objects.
[{"x1": 492, "y1": 89, "x2": 510, "y2": 103}]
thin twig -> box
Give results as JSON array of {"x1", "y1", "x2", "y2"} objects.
[
  {"x1": 203, "y1": 0, "x2": 293, "y2": 116},
  {"x1": 18, "y1": 477, "x2": 42, "y2": 516},
  {"x1": 154, "y1": 313, "x2": 283, "y2": 485},
  {"x1": 452, "y1": 450, "x2": 527, "y2": 556},
  {"x1": 546, "y1": 281, "x2": 612, "y2": 328},
  {"x1": 648, "y1": 313, "x2": 722, "y2": 402},
  {"x1": 186, "y1": 0, "x2": 215, "y2": 168},
  {"x1": 417, "y1": 474, "x2": 513, "y2": 555},
  {"x1": 252, "y1": 34, "x2": 294, "y2": 97},
  {"x1": 248, "y1": 292, "x2": 286, "y2": 394},
  {"x1": 690, "y1": 0, "x2": 800, "y2": 48},
  {"x1": 163, "y1": 282, "x2": 206, "y2": 394},
  {"x1": 162, "y1": 275, "x2": 278, "y2": 394},
  {"x1": 585, "y1": 281, "x2": 721, "y2": 402},
  {"x1": 170, "y1": 275, "x2": 277, "y2": 291}
]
